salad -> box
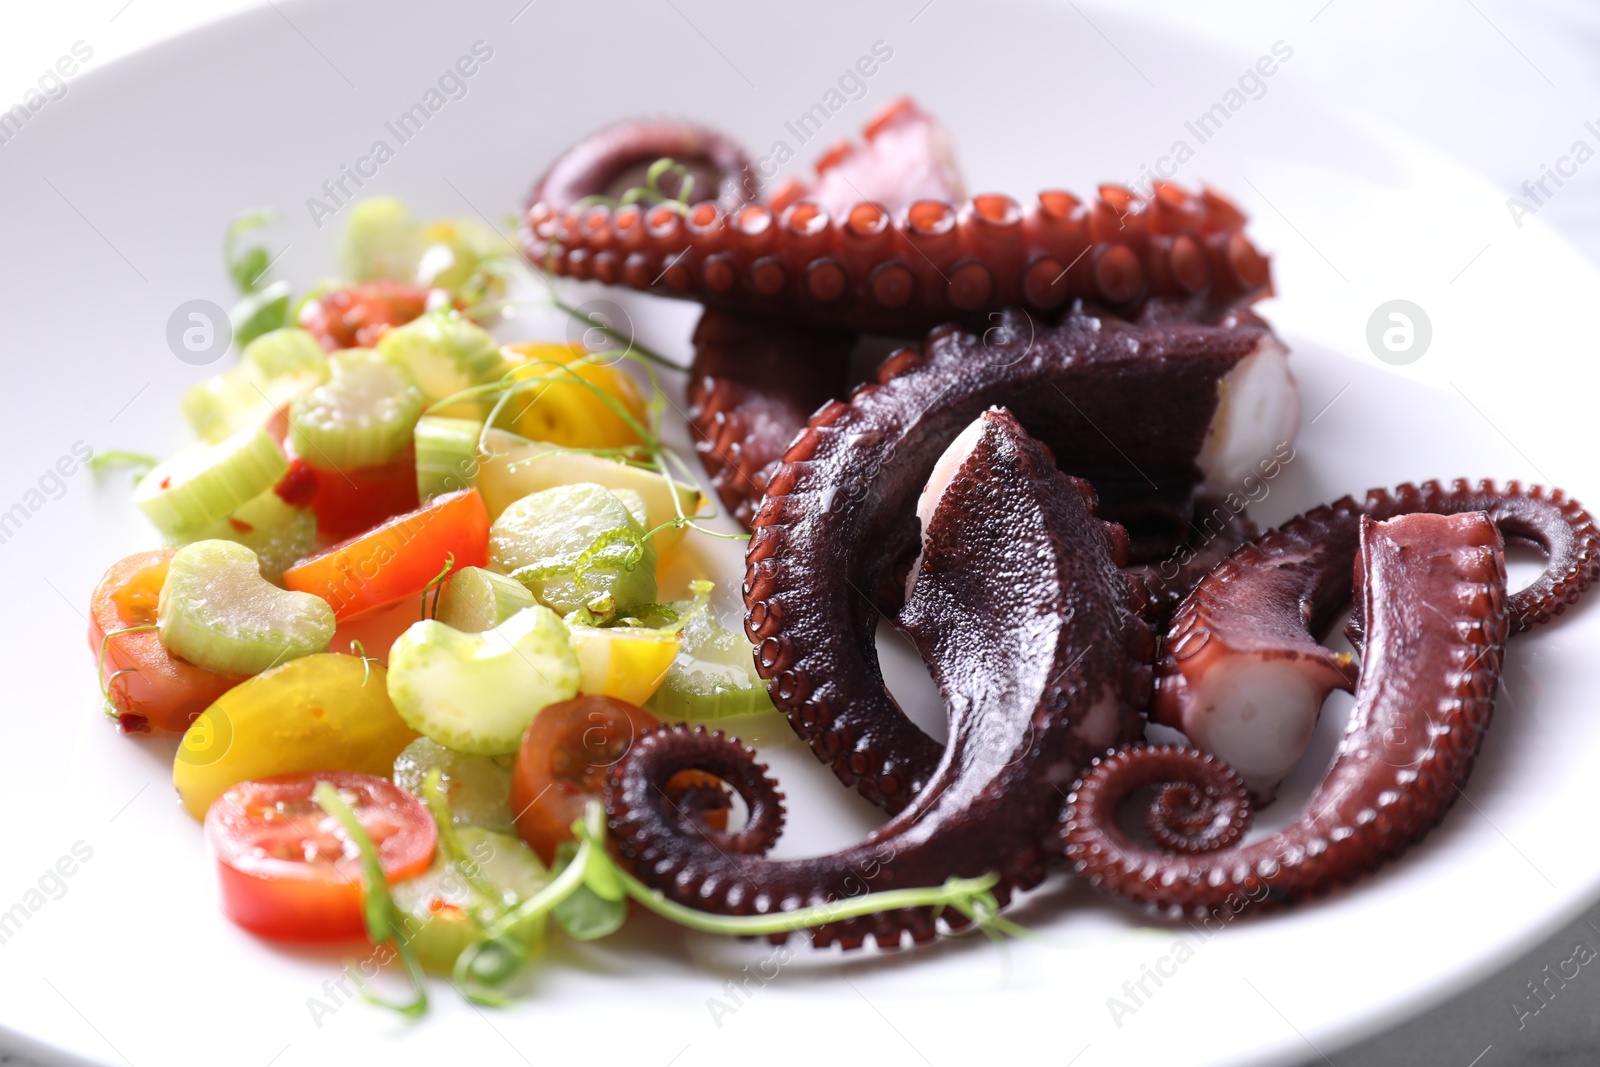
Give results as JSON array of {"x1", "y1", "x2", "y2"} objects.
[{"x1": 88, "y1": 197, "x2": 1006, "y2": 1013}]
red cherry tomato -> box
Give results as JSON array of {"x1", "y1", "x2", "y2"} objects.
[
  {"x1": 205, "y1": 771, "x2": 436, "y2": 941},
  {"x1": 298, "y1": 281, "x2": 432, "y2": 351},
  {"x1": 510, "y1": 696, "x2": 728, "y2": 864},
  {"x1": 292, "y1": 444, "x2": 422, "y2": 543},
  {"x1": 88, "y1": 550, "x2": 247, "y2": 734},
  {"x1": 281, "y1": 488, "x2": 489, "y2": 620}
]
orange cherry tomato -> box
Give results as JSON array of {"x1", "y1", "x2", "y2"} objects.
[
  {"x1": 281, "y1": 488, "x2": 489, "y2": 620},
  {"x1": 328, "y1": 598, "x2": 423, "y2": 665},
  {"x1": 206, "y1": 771, "x2": 436, "y2": 941},
  {"x1": 510, "y1": 695, "x2": 727, "y2": 864},
  {"x1": 298, "y1": 280, "x2": 433, "y2": 352},
  {"x1": 87, "y1": 550, "x2": 247, "y2": 734}
]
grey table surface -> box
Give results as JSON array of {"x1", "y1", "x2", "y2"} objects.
[{"x1": 3, "y1": 1, "x2": 1599, "y2": 1065}]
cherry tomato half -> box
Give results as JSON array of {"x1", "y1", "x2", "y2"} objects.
[
  {"x1": 205, "y1": 771, "x2": 436, "y2": 941},
  {"x1": 88, "y1": 550, "x2": 247, "y2": 734},
  {"x1": 510, "y1": 696, "x2": 728, "y2": 864},
  {"x1": 282, "y1": 488, "x2": 489, "y2": 621},
  {"x1": 292, "y1": 445, "x2": 422, "y2": 543},
  {"x1": 298, "y1": 280, "x2": 432, "y2": 352}
]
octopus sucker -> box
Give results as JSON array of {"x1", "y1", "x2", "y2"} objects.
[
  {"x1": 1152, "y1": 479, "x2": 1600, "y2": 803},
  {"x1": 607, "y1": 409, "x2": 1149, "y2": 944},
  {"x1": 685, "y1": 309, "x2": 857, "y2": 528},
  {"x1": 1061, "y1": 510, "x2": 1513, "y2": 915},
  {"x1": 746, "y1": 304, "x2": 1294, "y2": 811}
]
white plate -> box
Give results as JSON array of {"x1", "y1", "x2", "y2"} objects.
[{"x1": 3, "y1": 2, "x2": 1598, "y2": 1065}]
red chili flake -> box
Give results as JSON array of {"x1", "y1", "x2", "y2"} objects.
[
  {"x1": 273, "y1": 457, "x2": 319, "y2": 508},
  {"x1": 159, "y1": 476, "x2": 172, "y2": 490},
  {"x1": 117, "y1": 711, "x2": 151, "y2": 734},
  {"x1": 227, "y1": 517, "x2": 255, "y2": 534}
]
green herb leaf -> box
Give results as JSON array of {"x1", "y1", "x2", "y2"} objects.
[
  {"x1": 231, "y1": 280, "x2": 292, "y2": 349},
  {"x1": 224, "y1": 208, "x2": 277, "y2": 294},
  {"x1": 548, "y1": 841, "x2": 626, "y2": 940}
]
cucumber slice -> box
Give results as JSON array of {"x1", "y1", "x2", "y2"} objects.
[
  {"x1": 157, "y1": 540, "x2": 336, "y2": 675},
  {"x1": 434, "y1": 566, "x2": 536, "y2": 633},
  {"x1": 392, "y1": 736, "x2": 515, "y2": 832},
  {"x1": 415, "y1": 415, "x2": 483, "y2": 501},
  {"x1": 477, "y1": 428, "x2": 703, "y2": 555},
  {"x1": 386, "y1": 606, "x2": 581, "y2": 756},
  {"x1": 134, "y1": 427, "x2": 289, "y2": 540},
  {"x1": 341, "y1": 196, "x2": 426, "y2": 282},
  {"x1": 289, "y1": 348, "x2": 423, "y2": 468},
  {"x1": 647, "y1": 601, "x2": 776, "y2": 720},
  {"x1": 489, "y1": 483, "x2": 657, "y2": 619},
  {"x1": 181, "y1": 328, "x2": 329, "y2": 443},
  {"x1": 391, "y1": 828, "x2": 548, "y2": 973},
  {"x1": 166, "y1": 484, "x2": 316, "y2": 583},
  {"x1": 375, "y1": 310, "x2": 508, "y2": 417}
]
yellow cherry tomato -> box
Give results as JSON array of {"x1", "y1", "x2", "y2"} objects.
[
  {"x1": 501, "y1": 342, "x2": 647, "y2": 450},
  {"x1": 173, "y1": 653, "x2": 418, "y2": 820},
  {"x1": 568, "y1": 624, "x2": 682, "y2": 706}
]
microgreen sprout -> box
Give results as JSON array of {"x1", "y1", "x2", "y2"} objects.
[
  {"x1": 420, "y1": 552, "x2": 456, "y2": 621},
  {"x1": 95, "y1": 624, "x2": 158, "y2": 717},
  {"x1": 86, "y1": 451, "x2": 160, "y2": 483},
  {"x1": 422, "y1": 799, "x2": 1021, "y2": 1008},
  {"x1": 312, "y1": 782, "x2": 429, "y2": 1018}
]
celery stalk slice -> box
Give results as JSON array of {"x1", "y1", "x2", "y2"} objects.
[
  {"x1": 157, "y1": 540, "x2": 335, "y2": 674},
  {"x1": 134, "y1": 427, "x2": 288, "y2": 539},
  {"x1": 289, "y1": 349, "x2": 423, "y2": 469}
]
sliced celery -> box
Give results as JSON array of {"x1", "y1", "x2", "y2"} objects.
[
  {"x1": 391, "y1": 828, "x2": 548, "y2": 974},
  {"x1": 434, "y1": 567, "x2": 536, "y2": 633},
  {"x1": 134, "y1": 426, "x2": 288, "y2": 540},
  {"x1": 489, "y1": 483, "x2": 657, "y2": 618},
  {"x1": 477, "y1": 428, "x2": 703, "y2": 554},
  {"x1": 415, "y1": 415, "x2": 483, "y2": 501},
  {"x1": 166, "y1": 484, "x2": 315, "y2": 582},
  {"x1": 386, "y1": 607, "x2": 580, "y2": 756},
  {"x1": 376, "y1": 311, "x2": 507, "y2": 417},
  {"x1": 341, "y1": 197, "x2": 426, "y2": 282},
  {"x1": 242, "y1": 327, "x2": 329, "y2": 379},
  {"x1": 157, "y1": 540, "x2": 335, "y2": 675},
  {"x1": 181, "y1": 328, "x2": 329, "y2": 443},
  {"x1": 289, "y1": 349, "x2": 423, "y2": 468},
  {"x1": 647, "y1": 599, "x2": 776, "y2": 721},
  {"x1": 393, "y1": 737, "x2": 515, "y2": 832}
]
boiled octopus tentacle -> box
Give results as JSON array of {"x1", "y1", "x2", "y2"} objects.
[
  {"x1": 1061, "y1": 510, "x2": 1511, "y2": 916},
  {"x1": 526, "y1": 178, "x2": 1272, "y2": 336},
  {"x1": 1125, "y1": 502, "x2": 1259, "y2": 625},
  {"x1": 745, "y1": 305, "x2": 1296, "y2": 813},
  {"x1": 607, "y1": 409, "x2": 1150, "y2": 947},
  {"x1": 685, "y1": 310, "x2": 857, "y2": 528},
  {"x1": 1153, "y1": 480, "x2": 1600, "y2": 803},
  {"x1": 526, "y1": 118, "x2": 755, "y2": 214},
  {"x1": 524, "y1": 101, "x2": 1270, "y2": 336}
]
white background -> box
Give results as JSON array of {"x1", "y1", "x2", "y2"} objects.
[{"x1": 3, "y1": 2, "x2": 1599, "y2": 1065}]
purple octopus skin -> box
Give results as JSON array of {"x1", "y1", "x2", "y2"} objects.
[
  {"x1": 1061, "y1": 510, "x2": 1512, "y2": 917},
  {"x1": 743, "y1": 304, "x2": 1295, "y2": 814},
  {"x1": 1152, "y1": 481, "x2": 1600, "y2": 803},
  {"x1": 686, "y1": 310, "x2": 856, "y2": 529},
  {"x1": 525, "y1": 118, "x2": 755, "y2": 215},
  {"x1": 606, "y1": 409, "x2": 1151, "y2": 949}
]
